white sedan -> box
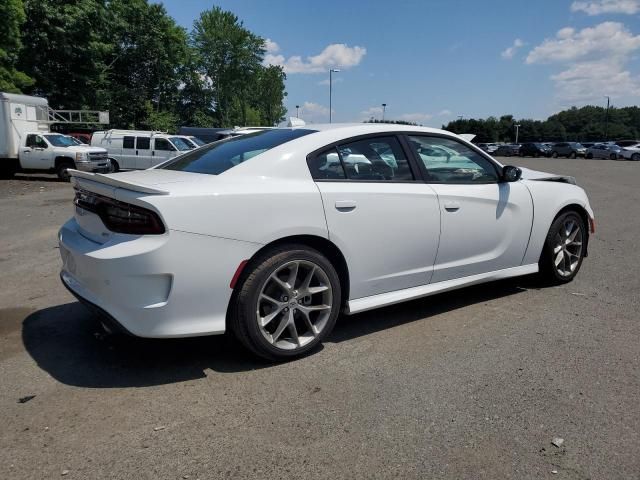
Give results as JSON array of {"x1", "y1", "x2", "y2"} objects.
[
  {"x1": 59, "y1": 123, "x2": 595, "y2": 360},
  {"x1": 619, "y1": 143, "x2": 640, "y2": 161}
]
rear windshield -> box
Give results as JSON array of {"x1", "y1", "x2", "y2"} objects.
[{"x1": 160, "y1": 129, "x2": 316, "y2": 175}]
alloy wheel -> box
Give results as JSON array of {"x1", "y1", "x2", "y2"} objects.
[
  {"x1": 256, "y1": 260, "x2": 333, "y2": 350},
  {"x1": 552, "y1": 219, "x2": 583, "y2": 277}
]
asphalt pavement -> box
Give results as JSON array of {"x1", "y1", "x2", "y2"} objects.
[{"x1": 0, "y1": 158, "x2": 638, "y2": 479}]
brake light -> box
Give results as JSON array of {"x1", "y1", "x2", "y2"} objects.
[{"x1": 74, "y1": 189, "x2": 165, "y2": 235}]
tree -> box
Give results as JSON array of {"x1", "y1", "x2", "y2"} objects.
[
  {"x1": 192, "y1": 7, "x2": 266, "y2": 127},
  {"x1": 252, "y1": 65, "x2": 287, "y2": 126},
  {"x1": 0, "y1": 0, "x2": 33, "y2": 92}
]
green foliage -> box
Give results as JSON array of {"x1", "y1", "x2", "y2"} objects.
[
  {"x1": 10, "y1": 0, "x2": 287, "y2": 130},
  {"x1": 365, "y1": 119, "x2": 419, "y2": 126},
  {"x1": 445, "y1": 106, "x2": 640, "y2": 142},
  {"x1": 0, "y1": 0, "x2": 33, "y2": 92}
]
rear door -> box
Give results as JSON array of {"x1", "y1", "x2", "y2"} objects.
[
  {"x1": 135, "y1": 136, "x2": 153, "y2": 169},
  {"x1": 406, "y1": 134, "x2": 533, "y2": 283},
  {"x1": 311, "y1": 134, "x2": 441, "y2": 299},
  {"x1": 151, "y1": 137, "x2": 176, "y2": 166}
]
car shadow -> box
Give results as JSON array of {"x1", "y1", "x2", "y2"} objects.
[{"x1": 21, "y1": 276, "x2": 540, "y2": 388}]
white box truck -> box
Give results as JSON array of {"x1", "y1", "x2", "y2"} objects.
[{"x1": 0, "y1": 92, "x2": 109, "y2": 180}]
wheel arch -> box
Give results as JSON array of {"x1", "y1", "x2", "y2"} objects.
[
  {"x1": 55, "y1": 156, "x2": 75, "y2": 168},
  {"x1": 232, "y1": 234, "x2": 351, "y2": 309},
  {"x1": 551, "y1": 203, "x2": 591, "y2": 257}
]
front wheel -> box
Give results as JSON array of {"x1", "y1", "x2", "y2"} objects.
[
  {"x1": 610, "y1": 153, "x2": 617, "y2": 160},
  {"x1": 230, "y1": 245, "x2": 342, "y2": 361},
  {"x1": 539, "y1": 211, "x2": 586, "y2": 284},
  {"x1": 552, "y1": 151, "x2": 558, "y2": 158},
  {"x1": 56, "y1": 161, "x2": 74, "y2": 181},
  {"x1": 569, "y1": 152, "x2": 577, "y2": 159},
  {"x1": 107, "y1": 158, "x2": 119, "y2": 173},
  {"x1": 631, "y1": 153, "x2": 640, "y2": 161},
  {"x1": 586, "y1": 152, "x2": 593, "y2": 159}
]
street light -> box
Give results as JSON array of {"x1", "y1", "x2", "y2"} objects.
[
  {"x1": 604, "y1": 96, "x2": 610, "y2": 141},
  {"x1": 515, "y1": 124, "x2": 521, "y2": 144},
  {"x1": 382, "y1": 103, "x2": 387, "y2": 122},
  {"x1": 296, "y1": 105, "x2": 300, "y2": 118},
  {"x1": 329, "y1": 69, "x2": 340, "y2": 123}
]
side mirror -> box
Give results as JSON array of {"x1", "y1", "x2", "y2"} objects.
[{"x1": 502, "y1": 165, "x2": 522, "y2": 182}]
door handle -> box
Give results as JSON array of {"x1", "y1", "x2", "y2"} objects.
[
  {"x1": 444, "y1": 202, "x2": 460, "y2": 212},
  {"x1": 335, "y1": 200, "x2": 356, "y2": 211},
  {"x1": 23, "y1": 149, "x2": 30, "y2": 153}
]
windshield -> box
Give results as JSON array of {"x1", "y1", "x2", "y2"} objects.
[
  {"x1": 190, "y1": 136, "x2": 206, "y2": 146},
  {"x1": 161, "y1": 129, "x2": 316, "y2": 175},
  {"x1": 169, "y1": 137, "x2": 194, "y2": 151},
  {"x1": 44, "y1": 134, "x2": 77, "y2": 147}
]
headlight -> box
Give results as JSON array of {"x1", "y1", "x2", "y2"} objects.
[{"x1": 75, "y1": 152, "x2": 88, "y2": 162}]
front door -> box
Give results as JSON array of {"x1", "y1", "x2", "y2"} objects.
[
  {"x1": 20, "y1": 134, "x2": 50, "y2": 169},
  {"x1": 310, "y1": 135, "x2": 441, "y2": 300},
  {"x1": 406, "y1": 134, "x2": 534, "y2": 283}
]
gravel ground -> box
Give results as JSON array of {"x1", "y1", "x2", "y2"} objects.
[{"x1": 0, "y1": 159, "x2": 638, "y2": 479}]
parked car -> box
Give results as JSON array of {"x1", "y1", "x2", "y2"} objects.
[
  {"x1": 614, "y1": 139, "x2": 640, "y2": 148},
  {"x1": 0, "y1": 92, "x2": 108, "y2": 180},
  {"x1": 619, "y1": 142, "x2": 640, "y2": 161},
  {"x1": 585, "y1": 143, "x2": 623, "y2": 160},
  {"x1": 494, "y1": 144, "x2": 520, "y2": 156},
  {"x1": 91, "y1": 130, "x2": 195, "y2": 171},
  {"x1": 178, "y1": 126, "x2": 229, "y2": 144},
  {"x1": 67, "y1": 132, "x2": 91, "y2": 144},
  {"x1": 552, "y1": 142, "x2": 586, "y2": 158},
  {"x1": 59, "y1": 123, "x2": 594, "y2": 360},
  {"x1": 519, "y1": 142, "x2": 551, "y2": 157}
]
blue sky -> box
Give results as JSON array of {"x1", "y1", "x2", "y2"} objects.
[{"x1": 159, "y1": 0, "x2": 640, "y2": 125}]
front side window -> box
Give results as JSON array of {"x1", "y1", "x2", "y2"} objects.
[
  {"x1": 161, "y1": 129, "x2": 316, "y2": 175},
  {"x1": 26, "y1": 134, "x2": 37, "y2": 148},
  {"x1": 154, "y1": 138, "x2": 173, "y2": 151},
  {"x1": 336, "y1": 136, "x2": 414, "y2": 181},
  {"x1": 123, "y1": 136, "x2": 135, "y2": 149},
  {"x1": 408, "y1": 135, "x2": 498, "y2": 184}
]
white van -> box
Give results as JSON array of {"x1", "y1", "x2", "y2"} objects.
[{"x1": 91, "y1": 130, "x2": 194, "y2": 171}]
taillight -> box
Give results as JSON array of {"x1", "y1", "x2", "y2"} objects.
[{"x1": 74, "y1": 189, "x2": 165, "y2": 235}]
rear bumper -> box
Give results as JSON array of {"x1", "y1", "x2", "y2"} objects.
[{"x1": 58, "y1": 218, "x2": 261, "y2": 338}]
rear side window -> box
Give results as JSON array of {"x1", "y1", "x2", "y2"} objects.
[
  {"x1": 308, "y1": 147, "x2": 346, "y2": 179},
  {"x1": 338, "y1": 136, "x2": 414, "y2": 181},
  {"x1": 136, "y1": 137, "x2": 150, "y2": 150},
  {"x1": 123, "y1": 136, "x2": 134, "y2": 149},
  {"x1": 161, "y1": 129, "x2": 316, "y2": 175}
]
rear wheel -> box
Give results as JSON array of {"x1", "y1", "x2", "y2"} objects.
[
  {"x1": 552, "y1": 151, "x2": 558, "y2": 158},
  {"x1": 586, "y1": 152, "x2": 593, "y2": 159},
  {"x1": 230, "y1": 245, "x2": 342, "y2": 361},
  {"x1": 0, "y1": 160, "x2": 17, "y2": 179},
  {"x1": 539, "y1": 211, "x2": 586, "y2": 284},
  {"x1": 569, "y1": 152, "x2": 577, "y2": 159},
  {"x1": 610, "y1": 153, "x2": 617, "y2": 160},
  {"x1": 632, "y1": 153, "x2": 640, "y2": 161},
  {"x1": 56, "y1": 161, "x2": 74, "y2": 181}
]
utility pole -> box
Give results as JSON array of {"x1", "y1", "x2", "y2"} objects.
[
  {"x1": 382, "y1": 103, "x2": 387, "y2": 122},
  {"x1": 329, "y1": 69, "x2": 340, "y2": 123},
  {"x1": 604, "y1": 96, "x2": 610, "y2": 141},
  {"x1": 515, "y1": 124, "x2": 521, "y2": 144}
]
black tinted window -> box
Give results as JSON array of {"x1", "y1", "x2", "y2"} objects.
[
  {"x1": 308, "y1": 147, "x2": 346, "y2": 179},
  {"x1": 137, "y1": 137, "x2": 150, "y2": 150},
  {"x1": 26, "y1": 134, "x2": 37, "y2": 148},
  {"x1": 337, "y1": 136, "x2": 414, "y2": 181},
  {"x1": 123, "y1": 136, "x2": 134, "y2": 149},
  {"x1": 161, "y1": 129, "x2": 316, "y2": 175}
]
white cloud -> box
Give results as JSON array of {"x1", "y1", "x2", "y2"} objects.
[
  {"x1": 296, "y1": 102, "x2": 331, "y2": 123},
  {"x1": 264, "y1": 38, "x2": 280, "y2": 54},
  {"x1": 526, "y1": 22, "x2": 640, "y2": 64},
  {"x1": 317, "y1": 77, "x2": 344, "y2": 86},
  {"x1": 501, "y1": 38, "x2": 525, "y2": 59},
  {"x1": 264, "y1": 43, "x2": 367, "y2": 74},
  {"x1": 571, "y1": 0, "x2": 640, "y2": 15},
  {"x1": 526, "y1": 22, "x2": 640, "y2": 102},
  {"x1": 437, "y1": 109, "x2": 452, "y2": 116}
]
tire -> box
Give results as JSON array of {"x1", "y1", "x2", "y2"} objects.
[
  {"x1": 538, "y1": 211, "x2": 586, "y2": 284},
  {"x1": 569, "y1": 152, "x2": 577, "y2": 159},
  {"x1": 632, "y1": 153, "x2": 640, "y2": 161},
  {"x1": 552, "y1": 151, "x2": 558, "y2": 158},
  {"x1": 610, "y1": 153, "x2": 617, "y2": 160},
  {"x1": 56, "y1": 161, "x2": 75, "y2": 181},
  {"x1": 108, "y1": 158, "x2": 119, "y2": 173},
  {"x1": 229, "y1": 244, "x2": 342, "y2": 361},
  {"x1": 586, "y1": 152, "x2": 593, "y2": 159}
]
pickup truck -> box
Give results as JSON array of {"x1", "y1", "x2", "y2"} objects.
[{"x1": 2, "y1": 132, "x2": 109, "y2": 180}]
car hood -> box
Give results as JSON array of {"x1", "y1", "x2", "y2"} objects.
[
  {"x1": 519, "y1": 167, "x2": 576, "y2": 185},
  {"x1": 65, "y1": 145, "x2": 108, "y2": 154}
]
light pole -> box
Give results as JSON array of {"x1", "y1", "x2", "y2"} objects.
[
  {"x1": 604, "y1": 96, "x2": 610, "y2": 141},
  {"x1": 382, "y1": 103, "x2": 387, "y2": 122},
  {"x1": 296, "y1": 105, "x2": 300, "y2": 118},
  {"x1": 515, "y1": 124, "x2": 521, "y2": 144},
  {"x1": 329, "y1": 69, "x2": 340, "y2": 123}
]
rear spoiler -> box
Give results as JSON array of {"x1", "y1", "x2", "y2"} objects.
[{"x1": 69, "y1": 170, "x2": 169, "y2": 195}]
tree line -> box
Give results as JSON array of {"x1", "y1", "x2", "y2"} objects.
[
  {"x1": 0, "y1": 0, "x2": 287, "y2": 132},
  {"x1": 444, "y1": 106, "x2": 640, "y2": 143}
]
